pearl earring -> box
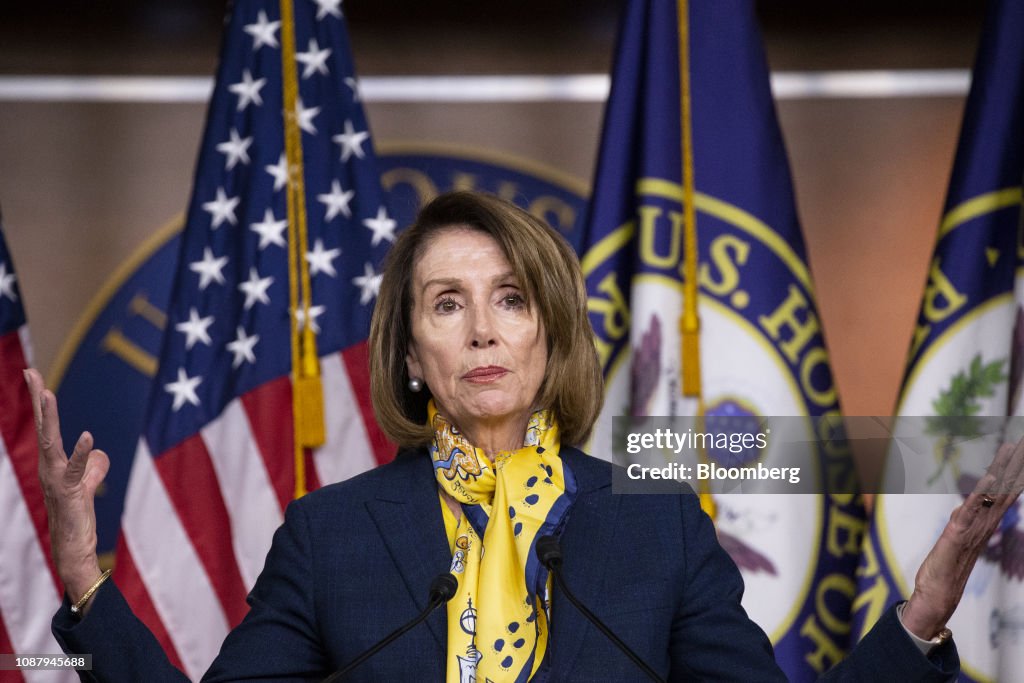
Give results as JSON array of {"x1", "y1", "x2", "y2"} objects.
[{"x1": 408, "y1": 377, "x2": 424, "y2": 392}]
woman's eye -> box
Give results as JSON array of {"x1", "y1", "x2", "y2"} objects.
[
  {"x1": 502, "y1": 293, "x2": 526, "y2": 308},
  {"x1": 435, "y1": 297, "x2": 459, "y2": 313}
]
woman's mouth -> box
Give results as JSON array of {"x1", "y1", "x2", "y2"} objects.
[{"x1": 462, "y1": 366, "x2": 509, "y2": 383}]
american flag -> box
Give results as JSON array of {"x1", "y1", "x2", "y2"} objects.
[
  {"x1": 112, "y1": 0, "x2": 392, "y2": 677},
  {"x1": 0, "y1": 217, "x2": 75, "y2": 683}
]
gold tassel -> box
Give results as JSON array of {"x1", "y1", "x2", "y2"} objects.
[
  {"x1": 681, "y1": 313, "x2": 701, "y2": 396},
  {"x1": 698, "y1": 491, "x2": 718, "y2": 520},
  {"x1": 295, "y1": 326, "x2": 325, "y2": 448}
]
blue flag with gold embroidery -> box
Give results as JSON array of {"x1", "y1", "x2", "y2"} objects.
[
  {"x1": 580, "y1": 1, "x2": 864, "y2": 679},
  {"x1": 855, "y1": 1, "x2": 1024, "y2": 680}
]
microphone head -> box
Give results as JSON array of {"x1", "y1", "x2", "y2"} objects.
[
  {"x1": 535, "y1": 535, "x2": 563, "y2": 569},
  {"x1": 429, "y1": 573, "x2": 458, "y2": 603}
]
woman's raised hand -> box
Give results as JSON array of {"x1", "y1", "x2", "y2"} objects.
[
  {"x1": 901, "y1": 437, "x2": 1024, "y2": 640},
  {"x1": 24, "y1": 368, "x2": 110, "y2": 605}
]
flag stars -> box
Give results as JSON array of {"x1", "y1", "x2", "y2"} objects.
[
  {"x1": 352, "y1": 262, "x2": 382, "y2": 305},
  {"x1": 296, "y1": 38, "x2": 332, "y2": 79},
  {"x1": 164, "y1": 367, "x2": 202, "y2": 412},
  {"x1": 216, "y1": 128, "x2": 253, "y2": 170},
  {"x1": 228, "y1": 69, "x2": 266, "y2": 111},
  {"x1": 294, "y1": 98, "x2": 321, "y2": 135},
  {"x1": 363, "y1": 206, "x2": 397, "y2": 246},
  {"x1": 312, "y1": 0, "x2": 343, "y2": 21},
  {"x1": 265, "y1": 152, "x2": 291, "y2": 192},
  {"x1": 295, "y1": 305, "x2": 326, "y2": 334},
  {"x1": 306, "y1": 239, "x2": 341, "y2": 277},
  {"x1": 175, "y1": 307, "x2": 215, "y2": 350},
  {"x1": 243, "y1": 10, "x2": 280, "y2": 50},
  {"x1": 0, "y1": 262, "x2": 17, "y2": 301},
  {"x1": 226, "y1": 326, "x2": 259, "y2": 368},
  {"x1": 238, "y1": 267, "x2": 274, "y2": 309},
  {"x1": 317, "y1": 179, "x2": 354, "y2": 220},
  {"x1": 203, "y1": 187, "x2": 240, "y2": 229},
  {"x1": 250, "y1": 208, "x2": 288, "y2": 250},
  {"x1": 332, "y1": 119, "x2": 369, "y2": 161},
  {"x1": 189, "y1": 247, "x2": 228, "y2": 290}
]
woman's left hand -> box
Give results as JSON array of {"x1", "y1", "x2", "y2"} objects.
[{"x1": 901, "y1": 437, "x2": 1024, "y2": 640}]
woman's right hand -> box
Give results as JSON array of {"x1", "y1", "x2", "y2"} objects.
[{"x1": 24, "y1": 368, "x2": 110, "y2": 605}]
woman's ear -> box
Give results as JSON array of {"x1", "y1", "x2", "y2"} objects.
[{"x1": 406, "y1": 345, "x2": 423, "y2": 382}]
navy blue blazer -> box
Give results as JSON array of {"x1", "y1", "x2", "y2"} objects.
[{"x1": 53, "y1": 447, "x2": 958, "y2": 681}]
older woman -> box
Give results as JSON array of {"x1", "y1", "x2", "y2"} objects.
[{"x1": 27, "y1": 191, "x2": 1024, "y2": 681}]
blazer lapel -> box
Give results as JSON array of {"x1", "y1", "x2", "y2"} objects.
[
  {"x1": 549, "y1": 447, "x2": 619, "y2": 677},
  {"x1": 365, "y1": 451, "x2": 452, "y2": 651}
]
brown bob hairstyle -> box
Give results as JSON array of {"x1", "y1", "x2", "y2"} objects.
[{"x1": 369, "y1": 190, "x2": 604, "y2": 448}]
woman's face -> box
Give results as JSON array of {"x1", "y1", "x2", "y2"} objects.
[{"x1": 406, "y1": 227, "x2": 548, "y2": 442}]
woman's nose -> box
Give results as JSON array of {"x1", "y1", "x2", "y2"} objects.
[{"x1": 469, "y1": 308, "x2": 497, "y2": 348}]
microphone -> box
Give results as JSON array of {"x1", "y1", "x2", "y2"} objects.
[
  {"x1": 536, "y1": 535, "x2": 665, "y2": 683},
  {"x1": 323, "y1": 573, "x2": 458, "y2": 682},
  {"x1": 429, "y1": 573, "x2": 459, "y2": 604}
]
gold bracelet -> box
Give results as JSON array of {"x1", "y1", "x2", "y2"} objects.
[{"x1": 70, "y1": 569, "x2": 112, "y2": 616}]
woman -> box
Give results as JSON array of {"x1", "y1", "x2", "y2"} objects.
[{"x1": 27, "y1": 191, "x2": 1024, "y2": 681}]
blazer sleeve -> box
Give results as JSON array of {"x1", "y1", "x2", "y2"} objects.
[
  {"x1": 51, "y1": 583, "x2": 190, "y2": 683},
  {"x1": 51, "y1": 498, "x2": 330, "y2": 682},
  {"x1": 819, "y1": 603, "x2": 959, "y2": 682},
  {"x1": 668, "y1": 493, "x2": 788, "y2": 682}
]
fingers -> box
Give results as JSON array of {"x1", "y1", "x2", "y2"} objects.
[
  {"x1": 987, "y1": 438, "x2": 1024, "y2": 500},
  {"x1": 24, "y1": 368, "x2": 46, "y2": 435},
  {"x1": 992, "y1": 442, "x2": 1015, "y2": 474},
  {"x1": 966, "y1": 445, "x2": 1006, "y2": 512},
  {"x1": 1006, "y1": 436, "x2": 1024, "y2": 490},
  {"x1": 24, "y1": 368, "x2": 67, "y2": 468},
  {"x1": 953, "y1": 439, "x2": 1024, "y2": 541},
  {"x1": 82, "y1": 450, "x2": 110, "y2": 497},
  {"x1": 64, "y1": 432, "x2": 94, "y2": 486}
]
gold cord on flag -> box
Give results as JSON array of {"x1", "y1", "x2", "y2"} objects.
[
  {"x1": 677, "y1": 0, "x2": 714, "y2": 520},
  {"x1": 280, "y1": 0, "x2": 325, "y2": 498},
  {"x1": 677, "y1": 0, "x2": 701, "y2": 398}
]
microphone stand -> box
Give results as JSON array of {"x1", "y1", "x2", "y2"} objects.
[
  {"x1": 323, "y1": 573, "x2": 457, "y2": 682},
  {"x1": 537, "y1": 535, "x2": 665, "y2": 683}
]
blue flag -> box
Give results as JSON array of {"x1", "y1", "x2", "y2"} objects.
[
  {"x1": 580, "y1": 1, "x2": 864, "y2": 679},
  {"x1": 856, "y1": 1, "x2": 1024, "y2": 680}
]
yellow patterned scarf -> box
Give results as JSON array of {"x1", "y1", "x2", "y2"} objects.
[{"x1": 429, "y1": 401, "x2": 576, "y2": 683}]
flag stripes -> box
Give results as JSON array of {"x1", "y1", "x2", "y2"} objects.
[
  {"x1": 115, "y1": 343, "x2": 389, "y2": 677},
  {"x1": 0, "y1": 437, "x2": 60, "y2": 683},
  {"x1": 239, "y1": 376, "x2": 303, "y2": 512},
  {"x1": 338, "y1": 342, "x2": 393, "y2": 465},
  {"x1": 120, "y1": 440, "x2": 229, "y2": 679},
  {"x1": 0, "y1": 616, "x2": 20, "y2": 683},
  {"x1": 0, "y1": 331, "x2": 59, "y2": 592},
  {"x1": 153, "y1": 435, "x2": 252, "y2": 627},
  {"x1": 200, "y1": 401, "x2": 285, "y2": 589},
  {"x1": 112, "y1": 539, "x2": 186, "y2": 673},
  {"x1": 0, "y1": 332, "x2": 74, "y2": 682},
  {"x1": 315, "y1": 348, "x2": 381, "y2": 484}
]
